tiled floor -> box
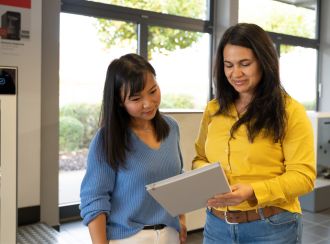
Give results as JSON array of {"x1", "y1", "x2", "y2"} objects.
[{"x1": 17, "y1": 208, "x2": 330, "y2": 243}]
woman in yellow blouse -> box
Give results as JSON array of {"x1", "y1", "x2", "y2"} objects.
[{"x1": 193, "y1": 23, "x2": 316, "y2": 244}]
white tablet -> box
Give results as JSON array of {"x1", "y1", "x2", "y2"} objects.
[{"x1": 146, "y1": 162, "x2": 231, "y2": 216}]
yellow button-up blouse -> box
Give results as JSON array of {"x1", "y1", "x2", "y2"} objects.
[{"x1": 192, "y1": 97, "x2": 316, "y2": 213}]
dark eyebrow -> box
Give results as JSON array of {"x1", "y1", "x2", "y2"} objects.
[
  {"x1": 148, "y1": 84, "x2": 158, "y2": 91},
  {"x1": 128, "y1": 93, "x2": 140, "y2": 98},
  {"x1": 224, "y1": 58, "x2": 252, "y2": 63},
  {"x1": 240, "y1": 59, "x2": 252, "y2": 62},
  {"x1": 129, "y1": 84, "x2": 157, "y2": 97}
]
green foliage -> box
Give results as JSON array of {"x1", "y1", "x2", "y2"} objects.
[
  {"x1": 92, "y1": 0, "x2": 204, "y2": 58},
  {"x1": 95, "y1": 19, "x2": 136, "y2": 49},
  {"x1": 239, "y1": 1, "x2": 315, "y2": 54},
  {"x1": 60, "y1": 103, "x2": 101, "y2": 148},
  {"x1": 264, "y1": 12, "x2": 313, "y2": 39},
  {"x1": 60, "y1": 116, "x2": 84, "y2": 152},
  {"x1": 58, "y1": 95, "x2": 195, "y2": 152},
  {"x1": 265, "y1": 12, "x2": 312, "y2": 54},
  {"x1": 160, "y1": 94, "x2": 195, "y2": 109},
  {"x1": 302, "y1": 100, "x2": 316, "y2": 111},
  {"x1": 148, "y1": 26, "x2": 202, "y2": 56}
]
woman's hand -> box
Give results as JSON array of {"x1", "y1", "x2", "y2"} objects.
[
  {"x1": 179, "y1": 214, "x2": 187, "y2": 244},
  {"x1": 207, "y1": 184, "x2": 256, "y2": 208}
]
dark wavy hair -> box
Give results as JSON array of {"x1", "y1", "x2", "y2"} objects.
[
  {"x1": 100, "y1": 53, "x2": 169, "y2": 170},
  {"x1": 213, "y1": 23, "x2": 287, "y2": 142}
]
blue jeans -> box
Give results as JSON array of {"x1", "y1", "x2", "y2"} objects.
[{"x1": 203, "y1": 208, "x2": 302, "y2": 244}]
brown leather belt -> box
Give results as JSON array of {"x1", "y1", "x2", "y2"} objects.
[{"x1": 211, "y1": 206, "x2": 284, "y2": 224}]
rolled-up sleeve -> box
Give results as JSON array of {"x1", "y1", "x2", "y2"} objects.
[{"x1": 79, "y1": 131, "x2": 116, "y2": 226}]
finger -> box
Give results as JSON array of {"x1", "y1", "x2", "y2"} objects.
[
  {"x1": 207, "y1": 198, "x2": 223, "y2": 206},
  {"x1": 231, "y1": 184, "x2": 239, "y2": 191},
  {"x1": 214, "y1": 191, "x2": 235, "y2": 199},
  {"x1": 206, "y1": 200, "x2": 218, "y2": 207},
  {"x1": 207, "y1": 200, "x2": 227, "y2": 208},
  {"x1": 208, "y1": 197, "x2": 243, "y2": 207},
  {"x1": 206, "y1": 201, "x2": 220, "y2": 208},
  {"x1": 225, "y1": 201, "x2": 239, "y2": 206},
  {"x1": 180, "y1": 230, "x2": 187, "y2": 243}
]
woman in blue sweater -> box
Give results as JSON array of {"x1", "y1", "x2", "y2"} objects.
[{"x1": 80, "y1": 53, "x2": 187, "y2": 244}]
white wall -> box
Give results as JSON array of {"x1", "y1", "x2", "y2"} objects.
[
  {"x1": 319, "y1": 0, "x2": 330, "y2": 111},
  {"x1": 0, "y1": 0, "x2": 60, "y2": 227},
  {"x1": 0, "y1": 0, "x2": 42, "y2": 208},
  {"x1": 165, "y1": 112, "x2": 206, "y2": 230}
]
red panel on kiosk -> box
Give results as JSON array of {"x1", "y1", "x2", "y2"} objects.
[{"x1": 0, "y1": 0, "x2": 31, "y2": 9}]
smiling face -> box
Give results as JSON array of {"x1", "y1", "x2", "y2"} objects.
[
  {"x1": 121, "y1": 72, "x2": 161, "y2": 125},
  {"x1": 223, "y1": 44, "x2": 263, "y2": 99}
]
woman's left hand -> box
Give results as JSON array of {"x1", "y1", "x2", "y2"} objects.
[
  {"x1": 179, "y1": 214, "x2": 187, "y2": 244},
  {"x1": 207, "y1": 184, "x2": 256, "y2": 208}
]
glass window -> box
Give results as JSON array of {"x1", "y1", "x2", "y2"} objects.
[
  {"x1": 238, "y1": 0, "x2": 319, "y2": 110},
  {"x1": 59, "y1": 13, "x2": 137, "y2": 205},
  {"x1": 88, "y1": 0, "x2": 209, "y2": 20},
  {"x1": 148, "y1": 26, "x2": 210, "y2": 110},
  {"x1": 280, "y1": 45, "x2": 317, "y2": 110},
  {"x1": 239, "y1": 0, "x2": 317, "y2": 39}
]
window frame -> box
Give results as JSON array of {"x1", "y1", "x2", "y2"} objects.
[
  {"x1": 61, "y1": 0, "x2": 214, "y2": 59},
  {"x1": 266, "y1": 0, "x2": 321, "y2": 110}
]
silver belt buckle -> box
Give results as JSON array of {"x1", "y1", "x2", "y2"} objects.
[{"x1": 224, "y1": 211, "x2": 238, "y2": 225}]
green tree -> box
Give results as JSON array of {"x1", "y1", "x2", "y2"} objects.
[
  {"x1": 93, "y1": 0, "x2": 204, "y2": 57},
  {"x1": 160, "y1": 94, "x2": 195, "y2": 109},
  {"x1": 264, "y1": 12, "x2": 313, "y2": 54},
  {"x1": 263, "y1": 10, "x2": 314, "y2": 39},
  {"x1": 239, "y1": 0, "x2": 315, "y2": 54}
]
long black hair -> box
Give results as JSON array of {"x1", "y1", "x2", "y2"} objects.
[
  {"x1": 100, "y1": 53, "x2": 169, "y2": 170},
  {"x1": 214, "y1": 23, "x2": 287, "y2": 142}
]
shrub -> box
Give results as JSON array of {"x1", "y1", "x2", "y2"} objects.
[
  {"x1": 60, "y1": 103, "x2": 101, "y2": 148},
  {"x1": 160, "y1": 94, "x2": 195, "y2": 109},
  {"x1": 59, "y1": 116, "x2": 84, "y2": 152}
]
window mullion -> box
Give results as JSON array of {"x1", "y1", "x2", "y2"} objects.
[{"x1": 137, "y1": 23, "x2": 148, "y2": 60}]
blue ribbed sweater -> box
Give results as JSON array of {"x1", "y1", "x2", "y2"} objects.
[{"x1": 80, "y1": 115, "x2": 182, "y2": 240}]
